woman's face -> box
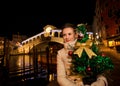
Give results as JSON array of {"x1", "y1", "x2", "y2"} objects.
[{"x1": 62, "y1": 27, "x2": 77, "y2": 43}]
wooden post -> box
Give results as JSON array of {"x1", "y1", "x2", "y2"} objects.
[{"x1": 46, "y1": 46, "x2": 50, "y2": 82}]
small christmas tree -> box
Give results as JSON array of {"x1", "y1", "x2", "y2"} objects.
[{"x1": 70, "y1": 24, "x2": 114, "y2": 84}]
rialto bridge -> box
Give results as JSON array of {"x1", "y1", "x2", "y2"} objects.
[
  {"x1": 10, "y1": 25, "x2": 64, "y2": 55},
  {"x1": 10, "y1": 24, "x2": 94, "y2": 55}
]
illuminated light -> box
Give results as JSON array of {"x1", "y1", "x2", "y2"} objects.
[
  {"x1": 21, "y1": 30, "x2": 62, "y2": 44},
  {"x1": 86, "y1": 32, "x2": 93, "y2": 40},
  {"x1": 87, "y1": 32, "x2": 93, "y2": 34},
  {"x1": 108, "y1": 40, "x2": 115, "y2": 47},
  {"x1": 18, "y1": 62, "x2": 21, "y2": 66},
  {"x1": 49, "y1": 73, "x2": 54, "y2": 82},
  {"x1": 49, "y1": 74, "x2": 52, "y2": 82},
  {"x1": 96, "y1": 35, "x2": 99, "y2": 39},
  {"x1": 46, "y1": 27, "x2": 52, "y2": 33},
  {"x1": 44, "y1": 25, "x2": 54, "y2": 37}
]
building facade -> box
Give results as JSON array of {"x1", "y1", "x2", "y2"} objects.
[{"x1": 93, "y1": 0, "x2": 120, "y2": 49}]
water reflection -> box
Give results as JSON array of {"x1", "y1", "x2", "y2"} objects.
[
  {"x1": 9, "y1": 55, "x2": 34, "y2": 72},
  {"x1": 7, "y1": 54, "x2": 57, "y2": 79}
]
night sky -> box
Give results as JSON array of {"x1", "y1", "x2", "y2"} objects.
[{"x1": 1, "y1": 0, "x2": 96, "y2": 39}]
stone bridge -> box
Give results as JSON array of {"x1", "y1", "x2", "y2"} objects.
[{"x1": 10, "y1": 25, "x2": 64, "y2": 55}]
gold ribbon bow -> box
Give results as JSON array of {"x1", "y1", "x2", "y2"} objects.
[{"x1": 74, "y1": 40, "x2": 97, "y2": 59}]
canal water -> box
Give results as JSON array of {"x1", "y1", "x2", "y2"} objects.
[
  {"x1": 0, "y1": 42, "x2": 63, "y2": 86},
  {"x1": 3, "y1": 54, "x2": 57, "y2": 86}
]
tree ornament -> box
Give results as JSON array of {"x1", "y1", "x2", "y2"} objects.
[
  {"x1": 86, "y1": 66, "x2": 92, "y2": 76},
  {"x1": 78, "y1": 34, "x2": 84, "y2": 40},
  {"x1": 68, "y1": 50, "x2": 73, "y2": 56},
  {"x1": 76, "y1": 24, "x2": 89, "y2": 43},
  {"x1": 87, "y1": 66, "x2": 91, "y2": 71}
]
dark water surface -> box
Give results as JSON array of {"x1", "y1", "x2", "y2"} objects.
[{"x1": 0, "y1": 54, "x2": 57, "y2": 86}]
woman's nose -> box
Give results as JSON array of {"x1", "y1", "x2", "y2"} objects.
[{"x1": 66, "y1": 35, "x2": 69, "y2": 38}]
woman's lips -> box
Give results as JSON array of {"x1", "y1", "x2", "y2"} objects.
[{"x1": 66, "y1": 40, "x2": 70, "y2": 42}]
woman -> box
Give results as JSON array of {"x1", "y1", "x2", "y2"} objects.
[{"x1": 57, "y1": 23, "x2": 108, "y2": 86}]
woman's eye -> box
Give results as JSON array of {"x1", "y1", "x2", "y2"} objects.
[{"x1": 68, "y1": 33, "x2": 71, "y2": 35}]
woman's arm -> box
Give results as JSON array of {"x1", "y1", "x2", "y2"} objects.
[{"x1": 57, "y1": 50, "x2": 77, "y2": 86}]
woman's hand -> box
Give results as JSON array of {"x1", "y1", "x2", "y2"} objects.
[
  {"x1": 67, "y1": 75, "x2": 84, "y2": 86},
  {"x1": 76, "y1": 81, "x2": 84, "y2": 86},
  {"x1": 91, "y1": 75, "x2": 108, "y2": 86}
]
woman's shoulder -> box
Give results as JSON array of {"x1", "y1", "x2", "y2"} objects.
[
  {"x1": 58, "y1": 48, "x2": 69, "y2": 56},
  {"x1": 58, "y1": 48, "x2": 65, "y2": 53}
]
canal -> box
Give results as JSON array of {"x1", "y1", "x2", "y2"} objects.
[
  {"x1": 0, "y1": 42, "x2": 63, "y2": 86},
  {"x1": 1, "y1": 53, "x2": 57, "y2": 86}
]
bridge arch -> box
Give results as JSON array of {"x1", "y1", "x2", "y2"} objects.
[{"x1": 10, "y1": 25, "x2": 63, "y2": 55}]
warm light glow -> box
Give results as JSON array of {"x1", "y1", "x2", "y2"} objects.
[
  {"x1": 108, "y1": 40, "x2": 115, "y2": 47},
  {"x1": 87, "y1": 32, "x2": 93, "y2": 40},
  {"x1": 43, "y1": 25, "x2": 57, "y2": 37},
  {"x1": 115, "y1": 41, "x2": 120, "y2": 46},
  {"x1": 21, "y1": 29, "x2": 61, "y2": 44},
  {"x1": 46, "y1": 27, "x2": 52, "y2": 33},
  {"x1": 49, "y1": 73, "x2": 54, "y2": 82}
]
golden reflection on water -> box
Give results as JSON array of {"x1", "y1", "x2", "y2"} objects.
[
  {"x1": 9, "y1": 55, "x2": 34, "y2": 72},
  {"x1": 8, "y1": 54, "x2": 57, "y2": 76}
]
